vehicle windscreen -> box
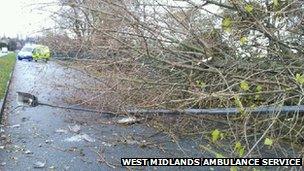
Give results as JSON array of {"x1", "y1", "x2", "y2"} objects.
[{"x1": 21, "y1": 47, "x2": 34, "y2": 52}]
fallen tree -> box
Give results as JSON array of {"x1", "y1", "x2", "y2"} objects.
[{"x1": 37, "y1": 0, "x2": 304, "y2": 158}]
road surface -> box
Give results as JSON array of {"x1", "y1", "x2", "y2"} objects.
[{"x1": 0, "y1": 60, "x2": 203, "y2": 170}]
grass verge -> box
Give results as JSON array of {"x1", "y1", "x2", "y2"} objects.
[{"x1": 0, "y1": 53, "x2": 16, "y2": 99}]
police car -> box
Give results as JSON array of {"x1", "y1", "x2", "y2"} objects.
[{"x1": 18, "y1": 44, "x2": 51, "y2": 62}]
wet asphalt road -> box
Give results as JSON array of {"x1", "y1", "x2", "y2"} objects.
[{"x1": 0, "y1": 60, "x2": 204, "y2": 171}]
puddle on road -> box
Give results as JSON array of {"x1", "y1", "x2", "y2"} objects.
[{"x1": 64, "y1": 134, "x2": 95, "y2": 143}]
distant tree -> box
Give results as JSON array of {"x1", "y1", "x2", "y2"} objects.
[
  {"x1": 8, "y1": 39, "x2": 17, "y2": 51},
  {"x1": 0, "y1": 42, "x2": 7, "y2": 49}
]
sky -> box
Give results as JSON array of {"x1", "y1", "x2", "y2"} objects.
[
  {"x1": 0, "y1": 0, "x2": 57, "y2": 38},
  {"x1": 0, "y1": 0, "x2": 219, "y2": 39}
]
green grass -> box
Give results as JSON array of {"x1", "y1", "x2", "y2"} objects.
[{"x1": 0, "y1": 53, "x2": 16, "y2": 99}]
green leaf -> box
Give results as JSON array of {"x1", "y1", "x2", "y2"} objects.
[
  {"x1": 222, "y1": 17, "x2": 232, "y2": 32},
  {"x1": 240, "y1": 81, "x2": 250, "y2": 91},
  {"x1": 234, "y1": 141, "x2": 242, "y2": 150},
  {"x1": 240, "y1": 36, "x2": 248, "y2": 45},
  {"x1": 211, "y1": 129, "x2": 221, "y2": 143},
  {"x1": 264, "y1": 138, "x2": 273, "y2": 146},
  {"x1": 256, "y1": 85, "x2": 262, "y2": 92},
  {"x1": 255, "y1": 85, "x2": 262, "y2": 100},
  {"x1": 295, "y1": 73, "x2": 304, "y2": 85},
  {"x1": 234, "y1": 141, "x2": 245, "y2": 157},
  {"x1": 196, "y1": 80, "x2": 206, "y2": 89},
  {"x1": 215, "y1": 153, "x2": 225, "y2": 158},
  {"x1": 238, "y1": 147, "x2": 245, "y2": 157},
  {"x1": 245, "y1": 4, "x2": 253, "y2": 13},
  {"x1": 255, "y1": 95, "x2": 260, "y2": 101},
  {"x1": 273, "y1": 0, "x2": 279, "y2": 7},
  {"x1": 234, "y1": 96, "x2": 242, "y2": 107},
  {"x1": 234, "y1": 96, "x2": 245, "y2": 115},
  {"x1": 222, "y1": 18, "x2": 232, "y2": 27},
  {"x1": 230, "y1": 166, "x2": 238, "y2": 171}
]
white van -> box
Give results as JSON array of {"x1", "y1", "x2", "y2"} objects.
[{"x1": 1, "y1": 47, "x2": 8, "y2": 53}]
